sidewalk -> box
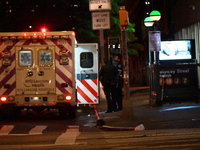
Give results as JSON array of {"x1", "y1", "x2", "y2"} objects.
[
  {"x1": 95, "y1": 86, "x2": 200, "y2": 131},
  {"x1": 96, "y1": 86, "x2": 150, "y2": 130}
]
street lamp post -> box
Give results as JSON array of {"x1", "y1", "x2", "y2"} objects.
[
  {"x1": 144, "y1": 17, "x2": 154, "y2": 66},
  {"x1": 144, "y1": 10, "x2": 162, "y2": 106},
  {"x1": 150, "y1": 10, "x2": 161, "y2": 29}
]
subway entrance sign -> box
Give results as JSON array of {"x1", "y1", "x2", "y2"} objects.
[{"x1": 149, "y1": 61, "x2": 199, "y2": 106}]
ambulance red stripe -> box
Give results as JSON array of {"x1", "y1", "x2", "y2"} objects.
[
  {"x1": 77, "y1": 86, "x2": 94, "y2": 103},
  {"x1": 0, "y1": 68, "x2": 15, "y2": 89},
  {"x1": 56, "y1": 81, "x2": 70, "y2": 94},
  {"x1": 2, "y1": 81, "x2": 15, "y2": 95},
  {"x1": 81, "y1": 79, "x2": 98, "y2": 98},
  {"x1": 55, "y1": 53, "x2": 72, "y2": 72},
  {"x1": 55, "y1": 66, "x2": 72, "y2": 88}
]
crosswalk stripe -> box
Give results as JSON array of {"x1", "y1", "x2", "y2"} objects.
[
  {"x1": 54, "y1": 125, "x2": 80, "y2": 145},
  {"x1": 0, "y1": 124, "x2": 82, "y2": 146},
  {"x1": 0, "y1": 125, "x2": 14, "y2": 135},
  {"x1": 29, "y1": 125, "x2": 47, "y2": 135}
]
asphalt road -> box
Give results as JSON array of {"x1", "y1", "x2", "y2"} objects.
[{"x1": 1, "y1": 89, "x2": 200, "y2": 149}]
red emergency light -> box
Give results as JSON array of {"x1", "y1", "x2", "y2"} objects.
[
  {"x1": 72, "y1": 32, "x2": 75, "y2": 36},
  {"x1": 41, "y1": 28, "x2": 47, "y2": 33}
]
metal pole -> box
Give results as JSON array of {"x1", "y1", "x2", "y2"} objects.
[
  {"x1": 121, "y1": 27, "x2": 130, "y2": 100},
  {"x1": 99, "y1": 29, "x2": 104, "y2": 66},
  {"x1": 121, "y1": 26, "x2": 134, "y2": 118}
]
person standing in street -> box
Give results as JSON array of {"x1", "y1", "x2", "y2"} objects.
[
  {"x1": 99, "y1": 59, "x2": 118, "y2": 113},
  {"x1": 114, "y1": 54, "x2": 123, "y2": 111}
]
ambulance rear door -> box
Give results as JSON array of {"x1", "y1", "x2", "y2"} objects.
[
  {"x1": 75, "y1": 43, "x2": 99, "y2": 104},
  {"x1": 16, "y1": 46, "x2": 56, "y2": 95}
]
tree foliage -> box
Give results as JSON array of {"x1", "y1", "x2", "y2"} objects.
[
  {"x1": 126, "y1": 23, "x2": 144, "y2": 56},
  {"x1": 0, "y1": 0, "x2": 143, "y2": 55},
  {"x1": 75, "y1": 0, "x2": 124, "y2": 43}
]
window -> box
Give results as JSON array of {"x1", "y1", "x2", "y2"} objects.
[
  {"x1": 19, "y1": 50, "x2": 32, "y2": 66},
  {"x1": 39, "y1": 49, "x2": 53, "y2": 66},
  {"x1": 80, "y1": 52, "x2": 93, "y2": 68}
]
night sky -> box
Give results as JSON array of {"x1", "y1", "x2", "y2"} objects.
[{"x1": 0, "y1": 0, "x2": 87, "y2": 32}]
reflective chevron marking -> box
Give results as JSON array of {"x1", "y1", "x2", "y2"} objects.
[{"x1": 77, "y1": 79, "x2": 98, "y2": 104}]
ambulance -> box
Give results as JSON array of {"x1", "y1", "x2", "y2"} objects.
[{"x1": 0, "y1": 31, "x2": 99, "y2": 118}]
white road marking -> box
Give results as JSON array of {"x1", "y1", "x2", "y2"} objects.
[
  {"x1": 29, "y1": 125, "x2": 47, "y2": 135},
  {"x1": 0, "y1": 125, "x2": 47, "y2": 136},
  {"x1": 54, "y1": 125, "x2": 80, "y2": 145},
  {"x1": 0, "y1": 125, "x2": 14, "y2": 135}
]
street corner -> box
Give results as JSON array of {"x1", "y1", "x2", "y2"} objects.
[
  {"x1": 97, "y1": 122, "x2": 145, "y2": 131},
  {"x1": 95, "y1": 110, "x2": 145, "y2": 131}
]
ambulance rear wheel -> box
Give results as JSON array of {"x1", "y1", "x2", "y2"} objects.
[
  {"x1": 68, "y1": 111, "x2": 76, "y2": 119},
  {"x1": 58, "y1": 106, "x2": 68, "y2": 118},
  {"x1": 32, "y1": 107, "x2": 45, "y2": 113},
  {"x1": 68, "y1": 106, "x2": 76, "y2": 119},
  {"x1": 58, "y1": 106, "x2": 76, "y2": 119},
  {"x1": 0, "y1": 106, "x2": 20, "y2": 119}
]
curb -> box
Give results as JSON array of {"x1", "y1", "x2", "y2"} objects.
[
  {"x1": 96, "y1": 123, "x2": 145, "y2": 131},
  {"x1": 97, "y1": 125, "x2": 135, "y2": 131},
  {"x1": 94, "y1": 105, "x2": 145, "y2": 131}
]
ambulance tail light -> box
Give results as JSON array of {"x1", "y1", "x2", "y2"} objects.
[
  {"x1": 0, "y1": 96, "x2": 15, "y2": 102},
  {"x1": 57, "y1": 95, "x2": 72, "y2": 101},
  {"x1": 8, "y1": 96, "x2": 15, "y2": 101},
  {"x1": 65, "y1": 95, "x2": 72, "y2": 101},
  {"x1": 0, "y1": 96, "x2": 7, "y2": 102}
]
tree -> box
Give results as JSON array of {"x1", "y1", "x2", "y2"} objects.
[{"x1": 75, "y1": 0, "x2": 124, "y2": 43}]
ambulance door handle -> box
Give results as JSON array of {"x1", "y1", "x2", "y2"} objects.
[
  {"x1": 85, "y1": 74, "x2": 90, "y2": 79},
  {"x1": 80, "y1": 70, "x2": 84, "y2": 82},
  {"x1": 38, "y1": 71, "x2": 44, "y2": 76},
  {"x1": 80, "y1": 70, "x2": 93, "y2": 82},
  {"x1": 82, "y1": 69, "x2": 93, "y2": 73},
  {"x1": 27, "y1": 71, "x2": 33, "y2": 77}
]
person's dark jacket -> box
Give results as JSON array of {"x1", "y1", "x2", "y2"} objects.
[{"x1": 99, "y1": 63, "x2": 118, "y2": 87}]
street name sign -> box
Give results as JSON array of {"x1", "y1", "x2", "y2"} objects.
[
  {"x1": 92, "y1": 11, "x2": 110, "y2": 30},
  {"x1": 89, "y1": 0, "x2": 111, "y2": 11}
]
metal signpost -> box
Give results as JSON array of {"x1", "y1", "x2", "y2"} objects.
[
  {"x1": 148, "y1": 31, "x2": 162, "y2": 106},
  {"x1": 89, "y1": 0, "x2": 111, "y2": 66}
]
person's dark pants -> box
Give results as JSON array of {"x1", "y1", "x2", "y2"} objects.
[
  {"x1": 116, "y1": 86, "x2": 123, "y2": 110},
  {"x1": 103, "y1": 85, "x2": 117, "y2": 112},
  {"x1": 116, "y1": 77, "x2": 123, "y2": 110}
]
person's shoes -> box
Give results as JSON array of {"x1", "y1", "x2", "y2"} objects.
[
  {"x1": 105, "y1": 110, "x2": 112, "y2": 113},
  {"x1": 114, "y1": 108, "x2": 122, "y2": 112}
]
